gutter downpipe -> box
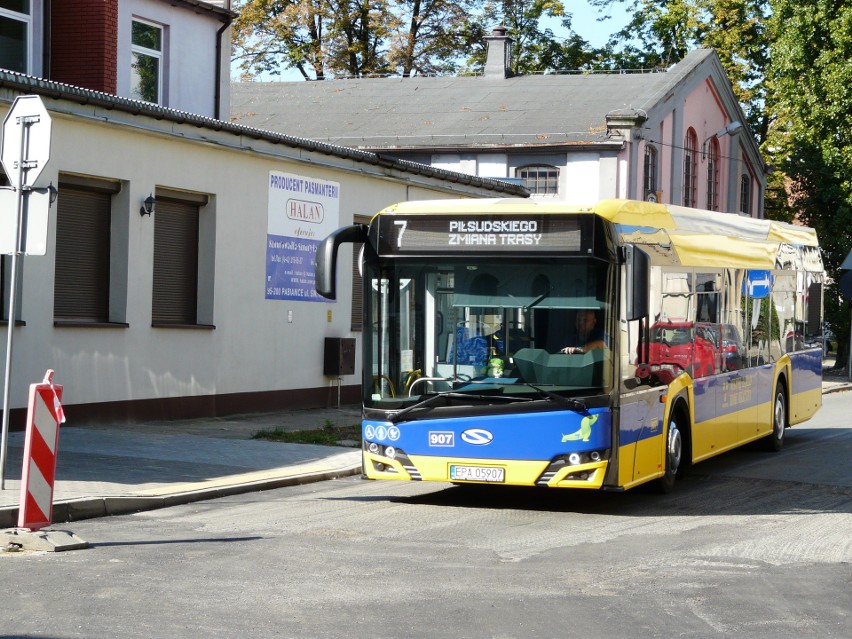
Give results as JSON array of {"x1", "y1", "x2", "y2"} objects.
[{"x1": 214, "y1": 13, "x2": 234, "y2": 121}]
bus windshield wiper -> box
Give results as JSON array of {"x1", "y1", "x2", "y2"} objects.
[
  {"x1": 388, "y1": 391, "x2": 469, "y2": 423},
  {"x1": 388, "y1": 390, "x2": 534, "y2": 423},
  {"x1": 516, "y1": 382, "x2": 587, "y2": 411}
]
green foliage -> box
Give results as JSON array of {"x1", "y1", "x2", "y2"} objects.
[
  {"x1": 253, "y1": 420, "x2": 361, "y2": 446},
  {"x1": 465, "y1": 0, "x2": 567, "y2": 74},
  {"x1": 232, "y1": 0, "x2": 481, "y2": 78},
  {"x1": 590, "y1": 0, "x2": 770, "y2": 141},
  {"x1": 765, "y1": 0, "x2": 852, "y2": 350}
]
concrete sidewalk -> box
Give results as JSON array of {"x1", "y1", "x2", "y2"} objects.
[
  {"x1": 2, "y1": 376, "x2": 851, "y2": 531},
  {"x1": 0, "y1": 405, "x2": 362, "y2": 529}
]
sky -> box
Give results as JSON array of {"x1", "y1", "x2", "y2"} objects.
[
  {"x1": 564, "y1": 0, "x2": 630, "y2": 47},
  {"x1": 231, "y1": 0, "x2": 632, "y2": 81}
]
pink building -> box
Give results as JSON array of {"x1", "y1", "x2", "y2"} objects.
[{"x1": 232, "y1": 29, "x2": 766, "y2": 217}]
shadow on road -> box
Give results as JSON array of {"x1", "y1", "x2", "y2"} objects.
[{"x1": 333, "y1": 425, "x2": 852, "y2": 518}]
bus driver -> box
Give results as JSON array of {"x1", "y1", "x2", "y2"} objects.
[{"x1": 560, "y1": 309, "x2": 607, "y2": 355}]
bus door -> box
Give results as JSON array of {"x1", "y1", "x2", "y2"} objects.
[{"x1": 736, "y1": 270, "x2": 772, "y2": 442}]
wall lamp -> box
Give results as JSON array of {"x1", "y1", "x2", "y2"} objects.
[
  {"x1": 702, "y1": 121, "x2": 742, "y2": 160},
  {"x1": 140, "y1": 193, "x2": 156, "y2": 217}
]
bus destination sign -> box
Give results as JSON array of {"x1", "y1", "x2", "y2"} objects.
[{"x1": 378, "y1": 215, "x2": 585, "y2": 255}]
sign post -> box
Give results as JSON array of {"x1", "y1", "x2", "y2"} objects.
[
  {"x1": 0, "y1": 95, "x2": 53, "y2": 489},
  {"x1": 17, "y1": 369, "x2": 64, "y2": 530}
]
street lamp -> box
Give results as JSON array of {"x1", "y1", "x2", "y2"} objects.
[{"x1": 702, "y1": 120, "x2": 743, "y2": 160}]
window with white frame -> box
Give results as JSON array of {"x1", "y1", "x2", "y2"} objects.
[
  {"x1": 130, "y1": 19, "x2": 163, "y2": 104},
  {"x1": 515, "y1": 165, "x2": 559, "y2": 195},
  {"x1": 0, "y1": 0, "x2": 31, "y2": 73}
]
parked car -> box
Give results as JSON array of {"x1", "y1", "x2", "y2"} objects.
[
  {"x1": 703, "y1": 322, "x2": 744, "y2": 371},
  {"x1": 637, "y1": 321, "x2": 719, "y2": 384}
]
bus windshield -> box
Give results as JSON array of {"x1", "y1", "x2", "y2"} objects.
[{"x1": 364, "y1": 256, "x2": 615, "y2": 408}]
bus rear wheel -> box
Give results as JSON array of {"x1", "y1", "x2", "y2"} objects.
[
  {"x1": 762, "y1": 386, "x2": 787, "y2": 452},
  {"x1": 657, "y1": 414, "x2": 683, "y2": 493}
]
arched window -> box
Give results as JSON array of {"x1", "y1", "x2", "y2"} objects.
[
  {"x1": 706, "y1": 137, "x2": 720, "y2": 211},
  {"x1": 683, "y1": 129, "x2": 698, "y2": 207},
  {"x1": 516, "y1": 165, "x2": 559, "y2": 195},
  {"x1": 740, "y1": 174, "x2": 752, "y2": 215},
  {"x1": 643, "y1": 145, "x2": 658, "y2": 200}
]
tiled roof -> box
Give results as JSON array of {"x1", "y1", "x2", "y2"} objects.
[
  {"x1": 230, "y1": 50, "x2": 715, "y2": 150},
  {"x1": 0, "y1": 69, "x2": 526, "y2": 196}
]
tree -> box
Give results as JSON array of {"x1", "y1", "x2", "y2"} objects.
[
  {"x1": 388, "y1": 0, "x2": 483, "y2": 76},
  {"x1": 590, "y1": 0, "x2": 771, "y2": 143},
  {"x1": 765, "y1": 0, "x2": 852, "y2": 366},
  {"x1": 463, "y1": 0, "x2": 577, "y2": 74},
  {"x1": 232, "y1": 0, "x2": 482, "y2": 79},
  {"x1": 232, "y1": 0, "x2": 395, "y2": 80}
]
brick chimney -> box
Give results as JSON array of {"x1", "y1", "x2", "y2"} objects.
[{"x1": 484, "y1": 25, "x2": 512, "y2": 79}]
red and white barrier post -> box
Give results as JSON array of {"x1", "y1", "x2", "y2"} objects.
[{"x1": 17, "y1": 369, "x2": 65, "y2": 531}]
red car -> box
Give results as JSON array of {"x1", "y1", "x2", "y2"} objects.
[{"x1": 637, "y1": 321, "x2": 719, "y2": 384}]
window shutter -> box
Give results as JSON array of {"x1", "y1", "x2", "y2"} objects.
[
  {"x1": 152, "y1": 198, "x2": 199, "y2": 324},
  {"x1": 54, "y1": 188, "x2": 111, "y2": 321}
]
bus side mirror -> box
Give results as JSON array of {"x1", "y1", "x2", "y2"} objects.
[
  {"x1": 624, "y1": 244, "x2": 650, "y2": 321},
  {"x1": 315, "y1": 224, "x2": 369, "y2": 300}
]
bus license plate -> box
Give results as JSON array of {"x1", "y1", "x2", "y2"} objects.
[{"x1": 450, "y1": 465, "x2": 505, "y2": 483}]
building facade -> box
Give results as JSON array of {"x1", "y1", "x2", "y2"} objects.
[
  {"x1": 0, "y1": 72, "x2": 523, "y2": 425},
  {"x1": 1, "y1": 0, "x2": 233, "y2": 118},
  {"x1": 231, "y1": 33, "x2": 766, "y2": 217}
]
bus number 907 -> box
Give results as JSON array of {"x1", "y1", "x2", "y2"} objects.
[{"x1": 429, "y1": 431, "x2": 455, "y2": 447}]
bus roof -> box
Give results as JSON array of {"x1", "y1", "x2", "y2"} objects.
[{"x1": 375, "y1": 198, "x2": 821, "y2": 271}]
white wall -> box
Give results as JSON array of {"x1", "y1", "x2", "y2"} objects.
[
  {"x1": 562, "y1": 153, "x2": 601, "y2": 205},
  {"x1": 0, "y1": 97, "x2": 511, "y2": 412},
  {"x1": 117, "y1": 0, "x2": 226, "y2": 117}
]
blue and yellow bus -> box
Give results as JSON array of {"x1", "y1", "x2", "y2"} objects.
[{"x1": 316, "y1": 199, "x2": 824, "y2": 492}]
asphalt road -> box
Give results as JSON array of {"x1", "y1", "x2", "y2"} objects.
[{"x1": 2, "y1": 393, "x2": 851, "y2": 639}]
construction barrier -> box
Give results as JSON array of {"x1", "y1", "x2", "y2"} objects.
[{"x1": 18, "y1": 369, "x2": 65, "y2": 531}]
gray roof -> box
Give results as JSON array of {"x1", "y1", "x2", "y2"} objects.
[
  {"x1": 168, "y1": 0, "x2": 236, "y2": 19},
  {"x1": 0, "y1": 69, "x2": 525, "y2": 196},
  {"x1": 230, "y1": 49, "x2": 715, "y2": 151}
]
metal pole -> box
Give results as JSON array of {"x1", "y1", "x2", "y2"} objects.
[
  {"x1": 0, "y1": 248, "x2": 21, "y2": 489},
  {"x1": 0, "y1": 115, "x2": 32, "y2": 489}
]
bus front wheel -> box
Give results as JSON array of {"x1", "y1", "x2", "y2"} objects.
[
  {"x1": 762, "y1": 386, "x2": 787, "y2": 452},
  {"x1": 657, "y1": 413, "x2": 683, "y2": 493}
]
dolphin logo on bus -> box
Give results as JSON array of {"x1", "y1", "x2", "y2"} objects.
[{"x1": 562, "y1": 413, "x2": 599, "y2": 443}]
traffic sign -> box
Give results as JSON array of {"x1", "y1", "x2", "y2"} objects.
[
  {"x1": 743, "y1": 270, "x2": 773, "y2": 299},
  {"x1": 1, "y1": 95, "x2": 52, "y2": 187},
  {"x1": 0, "y1": 187, "x2": 51, "y2": 255}
]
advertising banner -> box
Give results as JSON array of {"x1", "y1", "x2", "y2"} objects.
[{"x1": 266, "y1": 171, "x2": 340, "y2": 301}]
